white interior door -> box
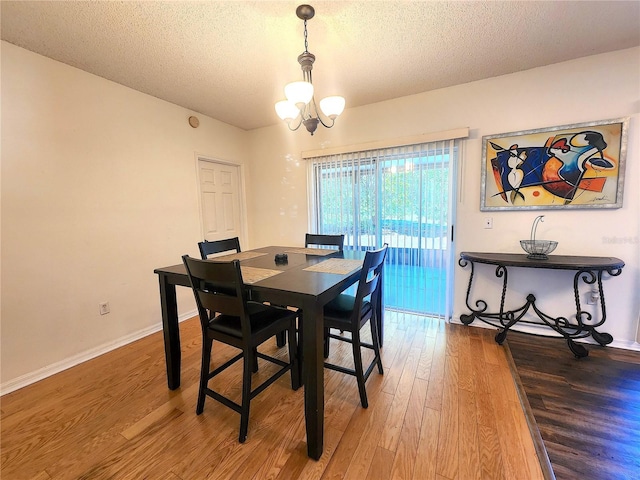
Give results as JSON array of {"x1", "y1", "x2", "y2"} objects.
[{"x1": 198, "y1": 158, "x2": 242, "y2": 242}]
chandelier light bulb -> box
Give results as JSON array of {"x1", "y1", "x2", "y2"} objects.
[
  {"x1": 319, "y1": 96, "x2": 345, "y2": 119},
  {"x1": 285, "y1": 81, "x2": 314, "y2": 109},
  {"x1": 275, "y1": 100, "x2": 300, "y2": 122}
]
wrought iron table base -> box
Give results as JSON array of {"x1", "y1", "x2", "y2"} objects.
[{"x1": 458, "y1": 252, "x2": 624, "y2": 358}]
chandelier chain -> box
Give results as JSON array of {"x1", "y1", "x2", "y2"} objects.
[{"x1": 303, "y1": 19, "x2": 309, "y2": 53}]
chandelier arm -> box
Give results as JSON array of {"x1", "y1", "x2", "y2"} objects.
[
  {"x1": 299, "y1": 103, "x2": 311, "y2": 121},
  {"x1": 308, "y1": 97, "x2": 334, "y2": 128},
  {"x1": 287, "y1": 114, "x2": 304, "y2": 131},
  {"x1": 316, "y1": 114, "x2": 336, "y2": 129}
]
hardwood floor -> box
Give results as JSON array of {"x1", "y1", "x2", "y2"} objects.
[
  {"x1": 506, "y1": 331, "x2": 640, "y2": 480},
  {"x1": 1, "y1": 313, "x2": 545, "y2": 480}
]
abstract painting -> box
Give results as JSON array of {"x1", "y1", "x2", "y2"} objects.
[{"x1": 481, "y1": 118, "x2": 628, "y2": 210}]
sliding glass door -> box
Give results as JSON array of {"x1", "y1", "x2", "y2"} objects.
[{"x1": 309, "y1": 140, "x2": 458, "y2": 319}]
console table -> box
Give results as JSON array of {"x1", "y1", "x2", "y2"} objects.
[{"x1": 458, "y1": 252, "x2": 624, "y2": 357}]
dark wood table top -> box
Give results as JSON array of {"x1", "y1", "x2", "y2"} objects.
[
  {"x1": 155, "y1": 245, "x2": 366, "y2": 304},
  {"x1": 459, "y1": 251, "x2": 625, "y2": 271}
]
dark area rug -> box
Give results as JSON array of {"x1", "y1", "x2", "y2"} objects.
[{"x1": 505, "y1": 331, "x2": 640, "y2": 480}]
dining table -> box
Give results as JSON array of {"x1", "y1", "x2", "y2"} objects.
[{"x1": 153, "y1": 245, "x2": 383, "y2": 460}]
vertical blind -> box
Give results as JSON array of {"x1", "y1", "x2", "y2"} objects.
[{"x1": 308, "y1": 139, "x2": 459, "y2": 319}]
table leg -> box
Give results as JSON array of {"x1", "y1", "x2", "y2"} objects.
[
  {"x1": 158, "y1": 274, "x2": 181, "y2": 390},
  {"x1": 297, "y1": 312, "x2": 304, "y2": 387},
  {"x1": 302, "y1": 300, "x2": 324, "y2": 460}
]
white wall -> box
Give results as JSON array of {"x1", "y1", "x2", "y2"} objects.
[
  {"x1": 246, "y1": 47, "x2": 640, "y2": 348},
  {"x1": 2, "y1": 42, "x2": 638, "y2": 392},
  {"x1": 1, "y1": 42, "x2": 249, "y2": 390}
]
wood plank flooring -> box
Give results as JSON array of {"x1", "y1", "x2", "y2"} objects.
[
  {"x1": 506, "y1": 331, "x2": 640, "y2": 480},
  {"x1": 1, "y1": 313, "x2": 545, "y2": 480}
]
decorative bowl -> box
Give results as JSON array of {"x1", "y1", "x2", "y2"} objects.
[{"x1": 520, "y1": 240, "x2": 558, "y2": 260}]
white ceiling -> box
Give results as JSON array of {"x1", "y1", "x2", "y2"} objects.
[{"x1": 2, "y1": 1, "x2": 639, "y2": 131}]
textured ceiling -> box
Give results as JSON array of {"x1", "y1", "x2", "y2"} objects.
[{"x1": 2, "y1": 1, "x2": 639, "y2": 131}]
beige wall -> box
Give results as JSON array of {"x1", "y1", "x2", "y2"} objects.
[
  {"x1": 246, "y1": 47, "x2": 640, "y2": 345},
  {"x1": 2, "y1": 41, "x2": 639, "y2": 392},
  {"x1": 1, "y1": 43, "x2": 249, "y2": 390}
]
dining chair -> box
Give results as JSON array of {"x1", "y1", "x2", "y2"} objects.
[
  {"x1": 322, "y1": 244, "x2": 388, "y2": 408},
  {"x1": 182, "y1": 255, "x2": 300, "y2": 443},
  {"x1": 305, "y1": 233, "x2": 345, "y2": 251},
  {"x1": 305, "y1": 233, "x2": 346, "y2": 340},
  {"x1": 273, "y1": 233, "x2": 345, "y2": 349},
  {"x1": 198, "y1": 237, "x2": 241, "y2": 259},
  {"x1": 198, "y1": 236, "x2": 263, "y2": 370}
]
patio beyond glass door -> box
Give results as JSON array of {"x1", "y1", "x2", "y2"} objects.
[{"x1": 310, "y1": 140, "x2": 458, "y2": 319}]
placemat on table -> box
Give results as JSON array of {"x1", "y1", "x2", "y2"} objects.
[
  {"x1": 213, "y1": 251, "x2": 268, "y2": 261},
  {"x1": 285, "y1": 247, "x2": 336, "y2": 256},
  {"x1": 240, "y1": 266, "x2": 283, "y2": 284},
  {"x1": 303, "y1": 258, "x2": 363, "y2": 275}
]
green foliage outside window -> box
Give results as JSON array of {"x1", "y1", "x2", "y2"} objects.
[{"x1": 317, "y1": 155, "x2": 449, "y2": 237}]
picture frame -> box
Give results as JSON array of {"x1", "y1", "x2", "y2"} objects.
[{"x1": 480, "y1": 117, "x2": 629, "y2": 211}]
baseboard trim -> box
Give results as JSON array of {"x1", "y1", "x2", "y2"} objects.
[
  {"x1": 1, "y1": 310, "x2": 197, "y2": 396},
  {"x1": 451, "y1": 317, "x2": 640, "y2": 352}
]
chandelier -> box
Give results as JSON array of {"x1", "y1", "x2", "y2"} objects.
[{"x1": 275, "y1": 5, "x2": 345, "y2": 135}]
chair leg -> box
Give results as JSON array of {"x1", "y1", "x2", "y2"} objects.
[
  {"x1": 197, "y1": 337, "x2": 213, "y2": 415},
  {"x1": 288, "y1": 325, "x2": 300, "y2": 391},
  {"x1": 351, "y1": 329, "x2": 368, "y2": 408},
  {"x1": 323, "y1": 327, "x2": 330, "y2": 359},
  {"x1": 239, "y1": 349, "x2": 253, "y2": 443},
  {"x1": 275, "y1": 331, "x2": 286, "y2": 348},
  {"x1": 252, "y1": 347, "x2": 259, "y2": 373},
  {"x1": 370, "y1": 315, "x2": 384, "y2": 374}
]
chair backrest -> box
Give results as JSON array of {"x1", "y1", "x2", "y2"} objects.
[
  {"x1": 198, "y1": 237, "x2": 241, "y2": 259},
  {"x1": 350, "y1": 244, "x2": 388, "y2": 324},
  {"x1": 182, "y1": 255, "x2": 251, "y2": 337},
  {"x1": 305, "y1": 233, "x2": 345, "y2": 251}
]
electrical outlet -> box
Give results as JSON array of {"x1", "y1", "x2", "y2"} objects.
[
  {"x1": 586, "y1": 290, "x2": 599, "y2": 305},
  {"x1": 484, "y1": 217, "x2": 493, "y2": 229},
  {"x1": 99, "y1": 302, "x2": 110, "y2": 315}
]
